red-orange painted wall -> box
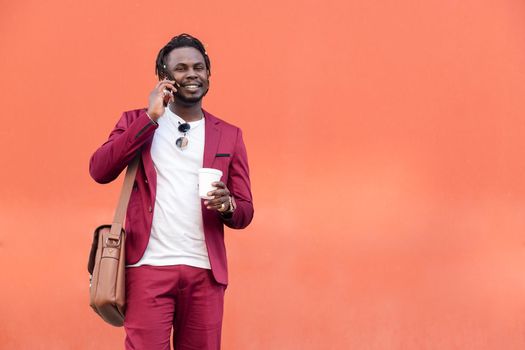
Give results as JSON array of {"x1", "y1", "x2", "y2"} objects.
[{"x1": 1, "y1": 0, "x2": 525, "y2": 349}]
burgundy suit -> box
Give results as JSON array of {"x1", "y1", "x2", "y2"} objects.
[{"x1": 89, "y1": 108, "x2": 254, "y2": 286}]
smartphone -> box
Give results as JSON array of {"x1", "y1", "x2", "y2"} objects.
[
  {"x1": 161, "y1": 67, "x2": 180, "y2": 88},
  {"x1": 160, "y1": 67, "x2": 180, "y2": 106}
]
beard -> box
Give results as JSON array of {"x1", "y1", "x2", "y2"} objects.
[{"x1": 174, "y1": 84, "x2": 209, "y2": 105}]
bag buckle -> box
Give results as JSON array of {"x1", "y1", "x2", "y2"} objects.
[{"x1": 105, "y1": 237, "x2": 121, "y2": 247}]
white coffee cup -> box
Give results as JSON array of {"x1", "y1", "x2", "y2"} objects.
[{"x1": 198, "y1": 168, "x2": 223, "y2": 199}]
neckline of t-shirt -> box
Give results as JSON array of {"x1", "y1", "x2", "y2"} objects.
[{"x1": 166, "y1": 107, "x2": 205, "y2": 128}]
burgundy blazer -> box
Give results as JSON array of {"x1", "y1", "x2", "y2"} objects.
[{"x1": 89, "y1": 108, "x2": 254, "y2": 285}]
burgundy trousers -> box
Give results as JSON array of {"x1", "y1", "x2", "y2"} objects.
[{"x1": 124, "y1": 265, "x2": 225, "y2": 350}]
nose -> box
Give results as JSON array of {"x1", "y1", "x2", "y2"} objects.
[{"x1": 185, "y1": 68, "x2": 198, "y2": 79}]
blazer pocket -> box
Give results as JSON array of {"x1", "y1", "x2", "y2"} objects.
[{"x1": 213, "y1": 154, "x2": 231, "y2": 179}]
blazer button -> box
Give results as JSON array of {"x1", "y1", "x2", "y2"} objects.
[
  {"x1": 145, "y1": 179, "x2": 148, "y2": 184},
  {"x1": 148, "y1": 206, "x2": 152, "y2": 213}
]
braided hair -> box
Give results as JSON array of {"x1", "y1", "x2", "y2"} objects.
[{"x1": 155, "y1": 33, "x2": 211, "y2": 79}]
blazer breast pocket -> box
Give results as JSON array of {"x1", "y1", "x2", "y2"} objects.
[{"x1": 213, "y1": 153, "x2": 231, "y2": 177}]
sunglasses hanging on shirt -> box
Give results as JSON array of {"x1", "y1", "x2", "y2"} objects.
[{"x1": 176, "y1": 122, "x2": 190, "y2": 150}]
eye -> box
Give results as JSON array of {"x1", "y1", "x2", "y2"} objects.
[{"x1": 195, "y1": 65, "x2": 205, "y2": 71}]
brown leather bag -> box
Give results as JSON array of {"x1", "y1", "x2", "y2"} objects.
[{"x1": 87, "y1": 157, "x2": 139, "y2": 327}]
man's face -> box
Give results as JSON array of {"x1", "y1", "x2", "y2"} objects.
[{"x1": 164, "y1": 46, "x2": 210, "y2": 104}]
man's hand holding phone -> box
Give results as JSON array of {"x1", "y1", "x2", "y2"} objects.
[{"x1": 147, "y1": 79, "x2": 177, "y2": 122}]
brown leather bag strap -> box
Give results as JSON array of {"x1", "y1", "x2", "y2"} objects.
[{"x1": 109, "y1": 156, "x2": 140, "y2": 239}]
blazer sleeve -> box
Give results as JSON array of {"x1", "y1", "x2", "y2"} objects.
[
  {"x1": 222, "y1": 128, "x2": 254, "y2": 229},
  {"x1": 89, "y1": 109, "x2": 158, "y2": 184}
]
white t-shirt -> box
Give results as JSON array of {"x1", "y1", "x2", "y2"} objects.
[{"x1": 128, "y1": 107, "x2": 211, "y2": 269}]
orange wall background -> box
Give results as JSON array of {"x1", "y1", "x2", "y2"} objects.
[{"x1": 1, "y1": 0, "x2": 525, "y2": 349}]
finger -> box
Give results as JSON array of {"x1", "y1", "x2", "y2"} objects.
[
  {"x1": 205, "y1": 197, "x2": 228, "y2": 210},
  {"x1": 212, "y1": 181, "x2": 226, "y2": 188},
  {"x1": 207, "y1": 188, "x2": 229, "y2": 198},
  {"x1": 156, "y1": 80, "x2": 175, "y2": 89},
  {"x1": 207, "y1": 182, "x2": 228, "y2": 197},
  {"x1": 159, "y1": 82, "x2": 177, "y2": 92},
  {"x1": 205, "y1": 193, "x2": 228, "y2": 204},
  {"x1": 162, "y1": 91, "x2": 172, "y2": 105},
  {"x1": 155, "y1": 78, "x2": 171, "y2": 88},
  {"x1": 205, "y1": 197, "x2": 223, "y2": 208},
  {"x1": 162, "y1": 87, "x2": 176, "y2": 96}
]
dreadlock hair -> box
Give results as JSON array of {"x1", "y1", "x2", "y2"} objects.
[{"x1": 155, "y1": 33, "x2": 211, "y2": 79}]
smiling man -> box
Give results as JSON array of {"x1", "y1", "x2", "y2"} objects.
[{"x1": 89, "y1": 33, "x2": 254, "y2": 350}]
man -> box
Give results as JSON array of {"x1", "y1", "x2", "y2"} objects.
[{"x1": 90, "y1": 33, "x2": 254, "y2": 350}]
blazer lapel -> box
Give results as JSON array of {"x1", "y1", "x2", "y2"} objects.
[{"x1": 203, "y1": 110, "x2": 221, "y2": 168}]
